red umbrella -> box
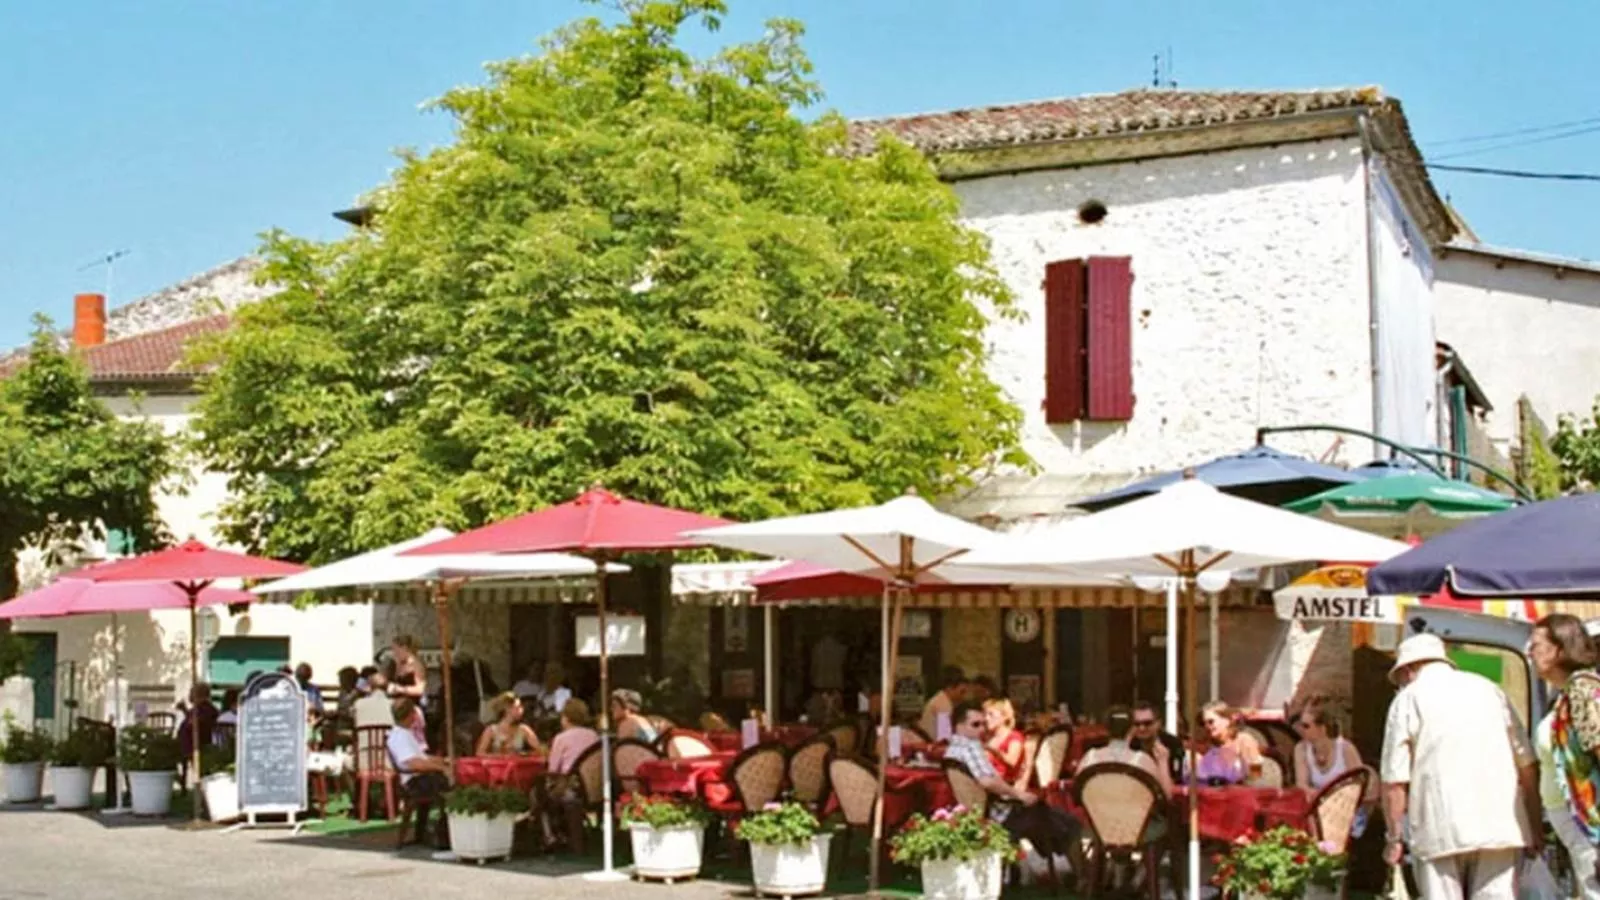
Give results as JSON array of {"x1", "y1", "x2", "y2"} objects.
[
  {"x1": 60, "y1": 539, "x2": 305, "y2": 822},
  {"x1": 405, "y1": 485, "x2": 732, "y2": 877},
  {"x1": 0, "y1": 574, "x2": 256, "y2": 619}
]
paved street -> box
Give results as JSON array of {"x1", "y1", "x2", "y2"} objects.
[{"x1": 0, "y1": 809, "x2": 738, "y2": 900}]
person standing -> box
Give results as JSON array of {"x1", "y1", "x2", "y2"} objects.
[
  {"x1": 1381, "y1": 633, "x2": 1541, "y2": 900},
  {"x1": 1529, "y1": 614, "x2": 1600, "y2": 899}
]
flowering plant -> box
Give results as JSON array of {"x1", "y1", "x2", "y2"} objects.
[
  {"x1": 735, "y1": 802, "x2": 822, "y2": 846},
  {"x1": 443, "y1": 785, "x2": 531, "y2": 818},
  {"x1": 619, "y1": 792, "x2": 711, "y2": 829},
  {"x1": 1212, "y1": 826, "x2": 1343, "y2": 899},
  {"x1": 891, "y1": 805, "x2": 1019, "y2": 865}
]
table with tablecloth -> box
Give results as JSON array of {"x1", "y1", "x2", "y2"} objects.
[
  {"x1": 636, "y1": 752, "x2": 736, "y2": 796},
  {"x1": 454, "y1": 755, "x2": 548, "y2": 793},
  {"x1": 1046, "y1": 780, "x2": 1311, "y2": 842},
  {"x1": 705, "y1": 725, "x2": 819, "y2": 752}
]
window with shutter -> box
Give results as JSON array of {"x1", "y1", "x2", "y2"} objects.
[{"x1": 1041, "y1": 256, "x2": 1134, "y2": 424}]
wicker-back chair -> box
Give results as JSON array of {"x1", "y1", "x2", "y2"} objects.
[
  {"x1": 664, "y1": 729, "x2": 715, "y2": 760},
  {"x1": 825, "y1": 721, "x2": 859, "y2": 757},
  {"x1": 1254, "y1": 754, "x2": 1285, "y2": 788},
  {"x1": 699, "y1": 712, "x2": 730, "y2": 732},
  {"x1": 941, "y1": 758, "x2": 990, "y2": 817},
  {"x1": 1033, "y1": 724, "x2": 1073, "y2": 787},
  {"x1": 612, "y1": 737, "x2": 662, "y2": 796},
  {"x1": 787, "y1": 735, "x2": 834, "y2": 808},
  {"x1": 724, "y1": 742, "x2": 787, "y2": 813},
  {"x1": 827, "y1": 754, "x2": 883, "y2": 878},
  {"x1": 1308, "y1": 767, "x2": 1371, "y2": 855},
  {"x1": 1073, "y1": 762, "x2": 1170, "y2": 900},
  {"x1": 573, "y1": 742, "x2": 607, "y2": 806}
]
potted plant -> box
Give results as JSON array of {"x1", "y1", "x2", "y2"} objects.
[
  {"x1": 620, "y1": 793, "x2": 711, "y2": 882},
  {"x1": 199, "y1": 741, "x2": 239, "y2": 822},
  {"x1": 444, "y1": 785, "x2": 529, "y2": 863},
  {"x1": 735, "y1": 802, "x2": 832, "y2": 898},
  {"x1": 47, "y1": 724, "x2": 109, "y2": 810},
  {"x1": 891, "y1": 805, "x2": 1018, "y2": 900},
  {"x1": 117, "y1": 725, "x2": 181, "y2": 817},
  {"x1": 2, "y1": 721, "x2": 54, "y2": 804},
  {"x1": 1213, "y1": 826, "x2": 1343, "y2": 900}
]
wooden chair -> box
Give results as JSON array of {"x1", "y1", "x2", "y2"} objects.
[
  {"x1": 144, "y1": 711, "x2": 177, "y2": 734},
  {"x1": 663, "y1": 729, "x2": 715, "y2": 760},
  {"x1": 612, "y1": 737, "x2": 662, "y2": 797},
  {"x1": 1033, "y1": 724, "x2": 1073, "y2": 788},
  {"x1": 1073, "y1": 762, "x2": 1171, "y2": 900},
  {"x1": 75, "y1": 717, "x2": 118, "y2": 808},
  {"x1": 786, "y1": 735, "x2": 834, "y2": 809},
  {"x1": 1307, "y1": 767, "x2": 1372, "y2": 885},
  {"x1": 353, "y1": 724, "x2": 398, "y2": 822},
  {"x1": 566, "y1": 742, "x2": 608, "y2": 854},
  {"x1": 718, "y1": 743, "x2": 786, "y2": 814},
  {"x1": 941, "y1": 758, "x2": 990, "y2": 816},
  {"x1": 827, "y1": 754, "x2": 883, "y2": 878}
]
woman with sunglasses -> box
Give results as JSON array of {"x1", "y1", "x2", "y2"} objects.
[{"x1": 1291, "y1": 701, "x2": 1364, "y2": 791}]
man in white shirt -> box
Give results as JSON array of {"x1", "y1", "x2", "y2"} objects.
[
  {"x1": 1381, "y1": 634, "x2": 1541, "y2": 900},
  {"x1": 387, "y1": 698, "x2": 452, "y2": 846}
]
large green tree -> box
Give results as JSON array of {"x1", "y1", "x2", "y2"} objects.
[
  {"x1": 1551, "y1": 397, "x2": 1600, "y2": 492},
  {"x1": 0, "y1": 322, "x2": 177, "y2": 600},
  {"x1": 191, "y1": 0, "x2": 1025, "y2": 563}
]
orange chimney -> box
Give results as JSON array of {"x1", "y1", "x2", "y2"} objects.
[{"x1": 73, "y1": 293, "x2": 106, "y2": 347}]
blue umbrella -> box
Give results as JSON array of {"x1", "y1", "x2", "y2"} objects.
[
  {"x1": 1367, "y1": 492, "x2": 1600, "y2": 598},
  {"x1": 1074, "y1": 444, "x2": 1366, "y2": 511}
]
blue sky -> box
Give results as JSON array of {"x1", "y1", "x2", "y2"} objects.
[{"x1": 3, "y1": 0, "x2": 1597, "y2": 348}]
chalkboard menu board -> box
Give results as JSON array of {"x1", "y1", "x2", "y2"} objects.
[{"x1": 238, "y1": 673, "x2": 307, "y2": 814}]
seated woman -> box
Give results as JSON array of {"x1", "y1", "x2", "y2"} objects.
[
  {"x1": 476, "y1": 692, "x2": 541, "y2": 757},
  {"x1": 1195, "y1": 701, "x2": 1266, "y2": 786},
  {"x1": 1078, "y1": 705, "x2": 1174, "y2": 794},
  {"x1": 609, "y1": 689, "x2": 658, "y2": 744},
  {"x1": 983, "y1": 697, "x2": 1027, "y2": 785},
  {"x1": 535, "y1": 699, "x2": 601, "y2": 851},
  {"x1": 1292, "y1": 701, "x2": 1371, "y2": 833}
]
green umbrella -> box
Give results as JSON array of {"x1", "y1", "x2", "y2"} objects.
[{"x1": 1284, "y1": 473, "x2": 1515, "y2": 537}]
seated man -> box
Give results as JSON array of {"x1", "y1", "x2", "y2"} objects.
[
  {"x1": 1078, "y1": 705, "x2": 1174, "y2": 795},
  {"x1": 946, "y1": 699, "x2": 1083, "y2": 871},
  {"x1": 387, "y1": 698, "x2": 451, "y2": 847}
]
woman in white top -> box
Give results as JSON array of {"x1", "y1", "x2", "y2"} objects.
[{"x1": 1292, "y1": 702, "x2": 1371, "y2": 836}]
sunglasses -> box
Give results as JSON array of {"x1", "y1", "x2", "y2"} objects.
[{"x1": 1132, "y1": 719, "x2": 1158, "y2": 727}]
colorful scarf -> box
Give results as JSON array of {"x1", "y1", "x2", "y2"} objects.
[{"x1": 1551, "y1": 669, "x2": 1600, "y2": 842}]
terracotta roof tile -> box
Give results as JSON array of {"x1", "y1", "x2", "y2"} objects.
[
  {"x1": 77, "y1": 314, "x2": 230, "y2": 380},
  {"x1": 845, "y1": 86, "x2": 1384, "y2": 155}
]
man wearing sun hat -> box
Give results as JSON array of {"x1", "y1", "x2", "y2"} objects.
[{"x1": 1380, "y1": 633, "x2": 1542, "y2": 899}]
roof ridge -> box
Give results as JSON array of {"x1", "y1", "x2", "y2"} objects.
[
  {"x1": 87, "y1": 311, "x2": 231, "y2": 351},
  {"x1": 848, "y1": 85, "x2": 1385, "y2": 127}
]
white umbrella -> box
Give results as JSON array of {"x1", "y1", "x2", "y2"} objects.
[
  {"x1": 963, "y1": 476, "x2": 1408, "y2": 900},
  {"x1": 251, "y1": 528, "x2": 625, "y2": 768},
  {"x1": 685, "y1": 492, "x2": 1107, "y2": 892}
]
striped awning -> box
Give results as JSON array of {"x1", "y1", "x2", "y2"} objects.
[
  {"x1": 261, "y1": 577, "x2": 602, "y2": 607},
  {"x1": 743, "y1": 583, "x2": 1260, "y2": 609}
]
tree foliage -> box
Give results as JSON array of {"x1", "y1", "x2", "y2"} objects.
[
  {"x1": 0, "y1": 321, "x2": 176, "y2": 597},
  {"x1": 190, "y1": 0, "x2": 1025, "y2": 562},
  {"x1": 1551, "y1": 396, "x2": 1600, "y2": 493}
]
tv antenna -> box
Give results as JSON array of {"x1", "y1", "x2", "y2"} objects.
[
  {"x1": 78, "y1": 249, "x2": 132, "y2": 300},
  {"x1": 1151, "y1": 48, "x2": 1177, "y2": 89}
]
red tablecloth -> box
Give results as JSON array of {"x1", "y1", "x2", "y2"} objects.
[
  {"x1": 1046, "y1": 781, "x2": 1310, "y2": 842},
  {"x1": 636, "y1": 753, "x2": 735, "y2": 795},
  {"x1": 706, "y1": 726, "x2": 819, "y2": 752},
  {"x1": 454, "y1": 755, "x2": 547, "y2": 793},
  {"x1": 886, "y1": 764, "x2": 956, "y2": 813}
]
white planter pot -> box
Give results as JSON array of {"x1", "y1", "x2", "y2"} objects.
[
  {"x1": 1242, "y1": 886, "x2": 1339, "y2": 900},
  {"x1": 48, "y1": 766, "x2": 94, "y2": 810},
  {"x1": 920, "y1": 851, "x2": 1004, "y2": 900},
  {"x1": 2, "y1": 761, "x2": 44, "y2": 804},
  {"x1": 202, "y1": 773, "x2": 240, "y2": 822},
  {"x1": 750, "y1": 833, "x2": 832, "y2": 898},
  {"x1": 127, "y1": 771, "x2": 175, "y2": 817},
  {"x1": 629, "y1": 823, "x2": 705, "y2": 881},
  {"x1": 447, "y1": 812, "x2": 516, "y2": 863}
]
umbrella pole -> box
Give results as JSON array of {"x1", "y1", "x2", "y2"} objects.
[
  {"x1": 1163, "y1": 579, "x2": 1179, "y2": 743},
  {"x1": 591, "y1": 554, "x2": 622, "y2": 880},
  {"x1": 1208, "y1": 589, "x2": 1219, "y2": 702},
  {"x1": 187, "y1": 583, "x2": 203, "y2": 824},
  {"x1": 106, "y1": 612, "x2": 127, "y2": 814},
  {"x1": 763, "y1": 604, "x2": 776, "y2": 723},
  {"x1": 870, "y1": 536, "x2": 912, "y2": 895},
  {"x1": 1183, "y1": 555, "x2": 1201, "y2": 900},
  {"x1": 433, "y1": 582, "x2": 458, "y2": 770}
]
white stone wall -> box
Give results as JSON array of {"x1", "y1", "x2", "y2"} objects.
[
  {"x1": 955, "y1": 137, "x2": 1376, "y2": 483},
  {"x1": 1435, "y1": 253, "x2": 1600, "y2": 455},
  {"x1": 1369, "y1": 160, "x2": 1438, "y2": 452}
]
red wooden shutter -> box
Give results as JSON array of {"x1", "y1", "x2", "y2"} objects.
[
  {"x1": 1086, "y1": 256, "x2": 1134, "y2": 420},
  {"x1": 1043, "y1": 259, "x2": 1086, "y2": 423}
]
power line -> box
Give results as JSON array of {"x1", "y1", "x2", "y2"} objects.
[
  {"x1": 1425, "y1": 162, "x2": 1600, "y2": 182},
  {"x1": 1428, "y1": 114, "x2": 1600, "y2": 148},
  {"x1": 1430, "y1": 121, "x2": 1600, "y2": 161}
]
